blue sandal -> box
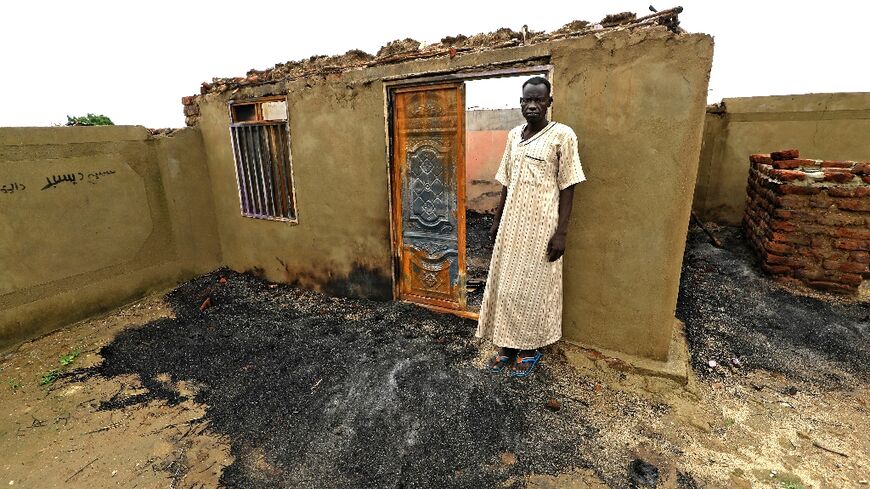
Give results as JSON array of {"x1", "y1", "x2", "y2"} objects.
[
  {"x1": 510, "y1": 351, "x2": 543, "y2": 378},
  {"x1": 488, "y1": 354, "x2": 512, "y2": 373}
]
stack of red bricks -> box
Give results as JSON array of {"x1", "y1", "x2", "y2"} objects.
[
  {"x1": 743, "y1": 149, "x2": 870, "y2": 294},
  {"x1": 182, "y1": 95, "x2": 201, "y2": 127}
]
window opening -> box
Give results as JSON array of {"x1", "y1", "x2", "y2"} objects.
[{"x1": 229, "y1": 97, "x2": 297, "y2": 221}]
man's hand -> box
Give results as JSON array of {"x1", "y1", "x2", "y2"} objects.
[{"x1": 547, "y1": 232, "x2": 566, "y2": 262}]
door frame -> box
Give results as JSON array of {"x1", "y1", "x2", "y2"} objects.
[{"x1": 383, "y1": 63, "x2": 554, "y2": 318}]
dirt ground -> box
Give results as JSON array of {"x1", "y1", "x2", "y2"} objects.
[{"x1": 0, "y1": 226, "x2": 867, "y2": 488}]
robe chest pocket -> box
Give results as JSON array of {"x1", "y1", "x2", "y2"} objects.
[{"x1": 522, "y1": 154, "x2": 550, "y2": 184}]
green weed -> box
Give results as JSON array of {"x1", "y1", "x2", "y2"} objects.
[
  {"x1": 7, "y1": 379, "x2": 21, "y2": 391},
  {"x1": 782, "y1": 482, "x2": 805, "y2": 489},
  {"x1": 59, "y1": 347, "x2": 81, "y2": 367},
  {"x1": 39, "y1": 370, "x2": 59, "y2": 386}
]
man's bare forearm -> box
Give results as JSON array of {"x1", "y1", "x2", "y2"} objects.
[
  {"x1": 554, "y1": 185, "x2": 576, "y2": 236},
  {"x1": 489, "y1": 186, "x2": 508, "y2": 241},
  {"x1": 494, "y1": 186, "x2": 508, "y2": 223},
  {"x1": 545, "y1": 185, "x2": 576, "y2": 261}
]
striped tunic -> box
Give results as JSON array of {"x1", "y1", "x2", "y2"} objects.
[{"x1": 476, "y1": 121, "x2": 586, "y2": 350}]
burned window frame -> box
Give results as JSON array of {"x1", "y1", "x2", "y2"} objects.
[{"x1": 227, "y1": 95, "x2": 298, "y2": 223}]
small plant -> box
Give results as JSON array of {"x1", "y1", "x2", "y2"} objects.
[
  {"x1": 39, "y1": 370, "x2": 59, "y2": 386},
  {"x1": 59, "y1": 347, "x2": 81, "y2": 367},
  {"x1": 782, "y1": 482, "x2": 805, "y2": 489},
  {"x1": 724, "y1": 417, "x2": 735, "y2": 427},
  {"x1": 7, "y1": 379, "x2": 20, "y2": 391},
  {"x1": 65, "y1": 113, "x2": 114, "y2": 126}
]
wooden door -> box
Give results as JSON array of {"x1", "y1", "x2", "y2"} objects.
[{"x1": 391, "y1": 83, "x2": 466, "y2": 310}]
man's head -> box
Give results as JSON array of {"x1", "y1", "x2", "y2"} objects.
[{"x1": 520, "y1": 76, "x2": 552, "y2": 124}]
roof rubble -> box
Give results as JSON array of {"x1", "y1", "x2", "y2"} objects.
[{"x1": 181, "y1": 7, "x2": 684, "y2": 125}]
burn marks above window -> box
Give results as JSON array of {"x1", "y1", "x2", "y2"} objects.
[{"x1": 229, "y1": 97, "x2": 297, "y2": 222}]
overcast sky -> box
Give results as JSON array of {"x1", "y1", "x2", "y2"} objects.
[{"x1": 2, "y1": 1, "x2": 867, "y2": 128}]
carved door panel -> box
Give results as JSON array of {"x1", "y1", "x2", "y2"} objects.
[{"x1": 392, "y1": 83, "x2": 466, "y2": 310}]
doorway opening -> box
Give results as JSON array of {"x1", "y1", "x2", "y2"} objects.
[
  {"x1": 388, "y1": 68, "x2": 550, "y2": 318},
  {"x1": 463, "y1": 74, "x2": 546, "y2": 313}
]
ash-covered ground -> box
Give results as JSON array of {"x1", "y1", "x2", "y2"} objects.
[
  {"x1": 91, "y1": 269, "x2": 610, "y2": 488},
  {"x1": 26, "y1": 224, "x2": 869, "y2": 488},
  {"x1": 677, "y1": 226, "x2": 870, "y2": 388},
  {"x1": 465, "y1": 210, "x2": 494, "y2": 311}
]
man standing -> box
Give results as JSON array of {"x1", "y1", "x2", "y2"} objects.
[{"x1": 476, "y1": 76, "x2": 586, "y2": 377}]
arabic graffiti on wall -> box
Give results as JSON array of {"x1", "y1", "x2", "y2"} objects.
[
  {"x1": 40, "y1": 170, "x2": 117, "y2": 190},
  {"x1": 1, "y1": 169, "x2": 118, "y2": 195},
  {"x1": 1, "y1": 183, "x2": 26, "y2": 194}
]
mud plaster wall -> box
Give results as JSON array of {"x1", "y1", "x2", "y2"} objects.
[
  {"x1": 197, "y1": 28, "x2": 713, "y2": 360},
  {"x1": 0, "y1": 127, "x2": 221, "y2": 350},
  {"x1": 694, "y1": 93, "x2": 870, "y2": 225},
  {"x1": 466, "y1": 108, "x2": 524, "y2": 213}
]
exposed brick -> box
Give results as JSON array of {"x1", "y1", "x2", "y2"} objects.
[
  {"x1": 808, "y1": 280, "x2": 856, "y2": 294},
  {"x1": 183, "y1": 104, "x2": 200, "y2": 116},
  {"x1": 761, "y1": 262, "x2": 792, "y2": 275},
  {"x1": 764, "y1": 241, "x2": 793, "y2": 255},
  {"x1": 181, "y1": 95, "x2": 195, "y2": 105},
  {"x1": 838, "y1": 262, "x2": 868, "y2": 274},
  {"x1": 794, "y1": 158, "x2": 820, "y2": 167},
  {"x1": 834, "y1": 227, "x2": 870, "y2": 240},
  {"x1": 827, "y1": 187, "x2": 855, "y2": 198},
  {"x1": 823, "y1": 171, "x2": 857, "y2": 183},
  {"x1": 770, "y1": 220, "x2": 797, "y2": 232},
  {"x1": 821, "y1": 160, "x2": 854, "y2": 168},
  {"x1": 744, "y1": 149, "x2": 869, "y2": 295},
  {"x1": 824, "y1": 250, "x2": 849, "y2": 261},
  {"x1": 750, "y1": 154, "x2": 773, "y2": 164},
  {"x1": 794, "y1": 268, "x2": 822, "y2": 280},
  {"x1": 820, "y1": 259, "x2": 864, "y2": 273},
  {"x1": 770, "y1": 232, "x2": 811, "y2": 246},
  {"x1": 775, "y1": 195, "x2": 809, "y2": 209},
  {"x1": 776, "y1": 184, "x2": 819, "y2": 195},
  {"x1": 810, "y1": 234, "x2": 830, "y2": 247},
  {"x1": 772, "y1": 159, "x2": 802, "y2": 170},
  {"x1": 771, "y1": 149, "x2": 800, "y2": 161},
  {"x1": 815, "y1": 212, "x2": 866, "y2": 227},
  {"x1": 850, "y1": 251, "x2": 870, "y2": 263},
  {"x1": 851, "y1": 162, "x2": 870, "y2": 175},
  {"x1": 833, "y1": 238, "x2": 870, "y2": 251},
  {"x1": 770, "y1": 169, "x2": 807, "y2": 182},
  {"x1": 836, "y1": 198, "x2": 870, "y2": 212},
  {"x1": 808, "y1": 195, "x2": 835, "y2": 209},
  {"x1": 839, "y1": 273, "x2": 863, "y2": 286},
  {"x1": 764, "y1": 252, "x2": 792, "y2": 265}
]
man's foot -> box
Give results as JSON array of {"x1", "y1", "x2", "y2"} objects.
[
  {"x1": 487, "y1": 354, "x2": 512, "y2": 373},
  {"x1": 511, "y1": 350, "x2": 543, "y2": 378},
  {"x1": 487, "y1": 347, "x2": 517, "y2": 373}
]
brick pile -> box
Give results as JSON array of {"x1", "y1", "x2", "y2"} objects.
[
  {"x1": 743, "y1": 149, "x2": 870, "y2": 294},
  {"x1": 181, "y1": 95, "x2": 201, "y2": 127}
]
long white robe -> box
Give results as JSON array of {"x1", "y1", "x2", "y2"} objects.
[{"x1": 475, "y1": 122, "x2": 586, "y2": 349}]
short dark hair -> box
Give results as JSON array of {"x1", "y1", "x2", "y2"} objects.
[{"x1": 522, "y1": 76, "x2": 551, "y2": 96}]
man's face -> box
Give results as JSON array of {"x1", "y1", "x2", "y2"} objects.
[{"x1": 520, "y1": 83, "x2": 552, "y2": 124}]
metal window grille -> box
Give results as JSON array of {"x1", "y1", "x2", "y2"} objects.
[{"x1": 230, "y1": 121, "x2": 297, "y2": 221}]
